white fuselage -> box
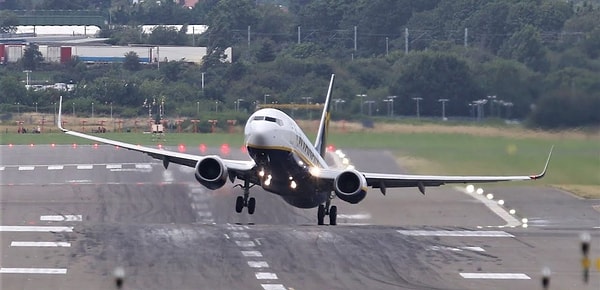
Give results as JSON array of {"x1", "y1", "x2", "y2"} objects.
[{"x1": 243, "y1": 108, "x2": 331, "y2": 208}]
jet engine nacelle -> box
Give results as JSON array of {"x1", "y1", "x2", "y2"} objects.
[
  {"x1": 194, "y1": 156, "x2": 228, "y2": 190},
  {"x1": 334, "y1": 170, "x2": 367, "y2": 204}
]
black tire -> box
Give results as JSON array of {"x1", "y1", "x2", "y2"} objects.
[
  {"x1": 329, "y1": 205, "x2": 337, "y2": 226},
  {"x1": 317, "y1": 204, "x2": 325, "y2": 225},
  {"x1": 248, "y1": 197, "x2": 256, "y2": 215},
  {"x1": 235, "y1": 196, "x2": 244, "y2": 213}
]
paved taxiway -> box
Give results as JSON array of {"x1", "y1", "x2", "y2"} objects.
[{"x1": 1, "y1": 144, "x2": 598, "y2": 290}]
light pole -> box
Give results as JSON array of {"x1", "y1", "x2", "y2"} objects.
[
  {"x1": 383, "y1": 99, "x2": 392, "y2": 117},
  {"x1": 487, "y1": 95, "x2": 496, "y2": 118},
  {"x1": 503, "y1": 102, "x2": 513, "y2": 119},
  {"x1": 263, "y1": 94, "x2": 270, "y2": 105},
  {"x1": 91, "y1": 102, "x2": 94, "y2": 120},
  {"x1": 356, "y1": 94, "x2": 367, "y2": 115},
  {"x1": 16, "y1": 102, "x2": 20, "y2": 118},
  {"x1": 472, "y1": 99, "x2": 487, "y2": 121},
  {"x1": 236, "y1": 99, "x2": 244, "y2": 112},
  {"x1": 215, "y1": 101, "x2": 218, "y2": 113},
  {"x1": 387, "y1": 96, "x2": 397, "y2": 117},
  {"x1": 34, "y1": 102, "x2": 38, "y2": 113},
  {"x1": 412, "y1": 97, "x2": 423, "y2": 120},
  {"x1": 72, "y1": 102, "x2": 75, "y2": 116},
  {"x1": 364, "y1": 100, "x2": 375, "y2": 116},
  {"x1": 23, "y1": 70, "x2": 31, "y2": 87},
  {"x1": 53, "y1": 102, "x2": 57, "y2": 124},
  {"x1": 438, "y1": 98, "x2": 449, "y2": 121},
  {"x1": 197, "y1": 101, "x2": 200, "y2": 116},
  {"x1": 333, "y1": 98, "x2": 345, "y2": 112}
]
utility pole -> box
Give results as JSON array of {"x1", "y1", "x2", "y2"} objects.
[{"x1": 388, "y1": 96, "x2": 397, "y2": 117}]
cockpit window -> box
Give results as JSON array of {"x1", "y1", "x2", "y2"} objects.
[
  {"x1": 253, "y1": 115, "x2": 282, "y2": 126},
  {"x1": 265, "y1": 116, "x2": 283, "y2": 126}
]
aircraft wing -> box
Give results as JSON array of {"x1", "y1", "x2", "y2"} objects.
[
  {"x1": 315, "y1": 147, "x2": 552, "y2": 194},
  {"x1": 57, "y1": 97, "x2": 255, "y2": 174}
]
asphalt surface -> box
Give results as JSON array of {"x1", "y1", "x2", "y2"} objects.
[{"x1": 1, "y1": 144, "x2": 598, "y2": 290}]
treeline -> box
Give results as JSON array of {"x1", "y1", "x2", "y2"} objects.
[{"x1": 1, "y1": 0, "x2": 599, "y2": 129}]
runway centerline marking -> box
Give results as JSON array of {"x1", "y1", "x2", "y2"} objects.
[
  {"x1": 397, "y1": 230, "x2": 514, "y2": 237},
  {"x1": 47, "y1": 165, "x2": 64, "y2": 170},
  {"x1": 76, "y1": 165, "x2": 93, "y2": 170},
  {"x1": 18, "y1": 166, "x2": 35, "y2": 171},
  {"x1": 0, "y1": 226, "x2": 74, "y2": 232},
  {"x1": 40, "y1": 215, "x2": 82, "y2": 222},
  {"x1": 236, "y1": 240, "x2": 256, "y2": 247},
  {"x1": 106, "y1": 164, "x2": 122, "y2": 169},
  {"x1": 241, "y1": 251, "x2": 263, "y2": 257},
  {"x1": 261, "y1": 285, "x2": 286, "y2": 290},
  {"x1": 11, "y1": 241, "x2": 71, "y2": 247},
  {"x1": 460, "y1": 273, "x2": 530, "y2": 279},
  {"x1": 255, "y1": 272, "x2": 278, "y2": 280},
  {"x1": 248, "y1": 261, "x2": 269, "y2": 268},
  {"x1": 0, "y1": 268, "x2": 67, "y2": 274},
  {"x1": 231, "y1": 232, "x2": 250, "y2": 239}
]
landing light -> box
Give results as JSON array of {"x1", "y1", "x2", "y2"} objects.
[
  {"x1": 342, "y1": 158, "x2": 349, "y2": 165},
  {"x1": 290, "y1": 180, "x2": 297, "y2": 189},
  {"x1": 486, "y1": 193, "x2": 494, "y2": 200},
  {"x1": 178, "y1": 144, "x2": 187, "y2": 153},
  {"x1": 259, "y1": 169, "x2": 265, "y2": 177},
  {"x1": 309, "y1": 167, "x2": 321, "y2": 176},
  {"x1": 476, "y1": 188, "x2": 484, "y2": 195},
  {"x1": 466, "y1": 185, "x2": 474, "y2": 193}
]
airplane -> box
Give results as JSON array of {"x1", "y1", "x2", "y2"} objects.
[{"x1": 57, "y1": 74, "x2": 552, "y2": 225}]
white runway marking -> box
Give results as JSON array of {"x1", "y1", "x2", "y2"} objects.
[
  {"x1": 18, "y1": 166, "x2": 35, "y2": 171},
  {"x1": 232, "y1": 232, "x2": 250, "y2": 239},
  {"x1": 462, "y1": 246, "x2": 485, "y2": 252},
  {"x1": 337, "y1": 213, "x2": 371, "y2": 219},
  {"x1": 106, "y1": 164, "x2": 122, "y2": 169},
  {"x1": 47, "y1": 165, "x2": 64, "y2": 170},
  {"x1": 135, "y1": 164, "x2": 152, "y2": 169},
  {"x1": 0, "y1": 166, "x2": 5, "y2": 171},
  {"x1": 397, "y1": 230, "x2": 514, "y2": 237},
  {"x1": 261, "y1": 284, "x2": 287, "y2": 290},
  {"x1": 255, "y1": 272, "x2": 278, "y2": 280},
  {"x1": 40, "y1": 215, "x2": 82, "y2": 222},
  {"x1": 460, "y1": 273, "x2": 530, "y2": 279},
  {"x1": 248, "y1": 261, "x2": 269, "y2": 268},
  {"x1": 0, "y1": 268, "x2": 67, "y2": 274},
  {"x1": 76, "y1": 165, "x2": 93, "y2": 170},
  {"x1": 11, "y1": 241, "x2": 71, "y2": 247},
  {"x1": 241, "y1": 251, "x2": 263, "y2": 257},
  {"x1": 427, "y1": 246, "x2": 486, "y2": 252},
  {"x1": 236, "y1": 240, "x2": 256, "y2": 247},
  {"x1": 0, "y1": 226, "x2": 73, "y2": 232},
  {"x1": 457, "y1": 186, "x2": 521, "y2": 227}
]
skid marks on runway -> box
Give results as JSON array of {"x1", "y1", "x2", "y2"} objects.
[
  {"x1": 186, "y1": 185, "x2": 215, "y2": 224},
  {"x1": 0, "y1": 214, "x2": 82, "y2": 276},
  {"x1": 397, "y1": 229, "x2": 532, "y2": 281},
  {"x1": 226, "y1": 224, "x2": 288, "y2": 290}
]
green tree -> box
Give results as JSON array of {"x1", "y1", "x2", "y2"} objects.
[
  {"x1": 21, "y1": 44, "x2": 44, "y2": 70},
  {"x1": 0, "y1": 75, "x2": 27, "y2": 105},
  {"x1": 123, "y1": 51, "x2": 141, "y2": 71},
  {"x1": 256, "y1": 40, "x2": 276, "y2": 62},
  {"x1": 499, "y1": 25, "x2": 549, "y2": 72},
  {"x1": 148, "y1": 25, "x2": 187, "y2": 45},
  {"x1": 390, "y1": 51, "x2": 483, "y2": 117}
]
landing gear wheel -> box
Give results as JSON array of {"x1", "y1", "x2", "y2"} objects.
[
  {"x1": 235, "y1": 196, "x2": 244, "y2": 213},
  {"x1": 329, "y1": 205, "x2": 337, "y2": 225},
  {"x1": 317, "y1": 204, "x2": 325, "y2": 225},
  {"x1": 247, "y1": 197, "x2": 256, "y2": 215}
]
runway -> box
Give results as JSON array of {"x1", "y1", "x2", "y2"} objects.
[{"x1": 1, "y1": 144, "x2": 598, "y2": 289}]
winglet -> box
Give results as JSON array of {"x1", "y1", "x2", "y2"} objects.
[
  {"x1": 530, "y1": 146, "x2": 553, "y2": 180},
  {"x1": 314, "y1": 74, "x2": 335, "y2": 158},
  {"x1": 57, "y1": 96, "x2": 67, "y2": 132}
]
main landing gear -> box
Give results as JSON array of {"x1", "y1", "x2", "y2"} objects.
[
  {"x1": 234, "y1": 180, "x2": 256, "y2": 214},
  {"x1": 317, "y1": 198, "x2": 337, "y2": 226}
]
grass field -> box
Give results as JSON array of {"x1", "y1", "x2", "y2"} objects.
[{"x1": 1, "y1": 122, "x2": 598, "y2": 198}]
